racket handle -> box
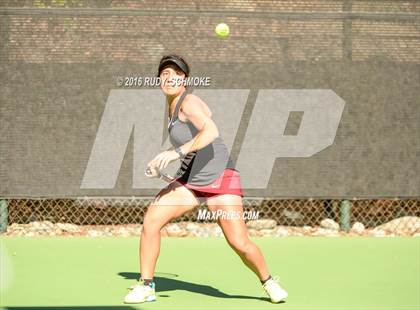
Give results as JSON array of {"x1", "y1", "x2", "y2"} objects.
[
  {"x1": 160, "y1": 172, "x2": 175, "y2": 183},
  {"x1": 145, "y1": 166, "x2": 174, "y2": 183}
]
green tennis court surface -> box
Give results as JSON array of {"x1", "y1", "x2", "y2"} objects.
[{"x1": 1, "y1": 237, "x2": 419, "y2": 310}]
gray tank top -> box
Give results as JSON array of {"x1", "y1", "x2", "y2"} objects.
[{"x1": 168, "y1": 91, "x2": 235, "y2": 186}]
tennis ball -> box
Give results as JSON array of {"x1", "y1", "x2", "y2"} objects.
[{"x1": 215, "y1": 23, "x2": 230, "y2": 38}]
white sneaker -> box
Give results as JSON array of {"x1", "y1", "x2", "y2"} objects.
[
  {"x1": 262, "y1": 276, "x2": 288, "y2": 303},
  {"x1": 123, "y1": 281, "x2": 156, "y2": 304}
]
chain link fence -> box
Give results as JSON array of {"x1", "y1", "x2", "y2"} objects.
[{"x1": 2, "y1": 198, "x2": 419, "y2": 232}]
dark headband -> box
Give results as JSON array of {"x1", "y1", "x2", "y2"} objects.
[{"x1": 158, "y1": 57, "x2": 189, "y2": 77}]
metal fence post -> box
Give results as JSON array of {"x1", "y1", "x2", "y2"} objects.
[
  {"x1": 0, "y1": 199, "x2": 8, "y2": 233},
  {"x1": 340, "y1": 200, "x2": 351, "y2": 232}
]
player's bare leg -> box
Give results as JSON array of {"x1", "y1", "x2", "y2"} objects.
[
  {"x1": 206, "y1": 194, "x2": 270, "y2": 279},
  {"x1": 124, "y1": 181, "x2": 199, "y2": 303},
  {"x1": 206, "y1": 194, "x2": 288, "y2": 303},
  {"x1": 140, "y1": 181, "x2": 199, "y2": 279}
]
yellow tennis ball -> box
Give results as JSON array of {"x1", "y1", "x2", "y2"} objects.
[{"x1": 215, "y1": 23, "x2": 230, "y2": 38}]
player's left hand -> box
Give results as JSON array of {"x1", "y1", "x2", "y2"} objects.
[{"x1": 150, "y1": 150, "x2": 180, "y2": 171}]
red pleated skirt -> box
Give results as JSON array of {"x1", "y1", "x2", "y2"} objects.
[{"x1": 172, "y1": 168, "x2": 244, "y2": 201}]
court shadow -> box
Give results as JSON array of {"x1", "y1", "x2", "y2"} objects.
[{"x1": 119, "y1": 272, "x2": 275, "y2": 302}]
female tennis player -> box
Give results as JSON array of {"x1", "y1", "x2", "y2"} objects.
[{"x1": 124, "y1": 54, "x2": 288, "y2": 304}]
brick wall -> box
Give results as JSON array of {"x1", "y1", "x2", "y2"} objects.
[{"x1": 0, "y1": 0, "x2": 418, "y2": 64}]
